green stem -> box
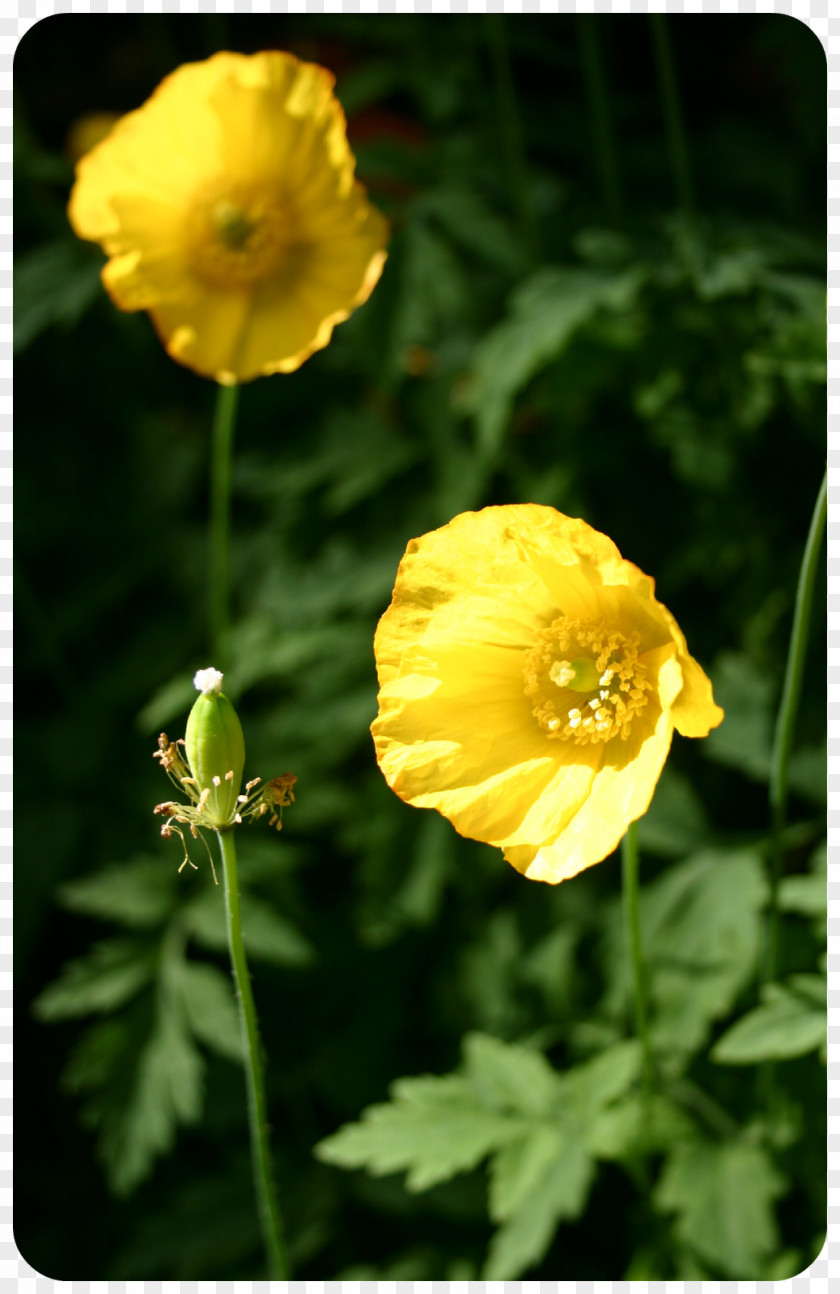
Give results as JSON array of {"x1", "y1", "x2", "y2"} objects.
[
  {"x1": 578, "y1": 17, "x2": 623, "y2": 225},
  {"x1": 762, "y1": 467, "x2": 827, "y2": 990},
  {"x1": 209, "y1": 383, "x2": 240, "y2": 672},
  {"x1": 216, "y1": 829, "x2": 287, "y2": 1279},
  {"x1": 485, "y1": 14, "x2": 540, "y2": 262},
  {"x1": 622, "y1": 820, "x2": 654, "y2": 1170},
  {"x1": 650, "y1": 15, "x2": 694, "y2": 215}
]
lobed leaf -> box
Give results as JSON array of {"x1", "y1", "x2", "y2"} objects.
[
  {"x1": 184, "y1": 887, "x2": 316, "y2": 967},
  {"x1": 32, "y1": 938, "x2": 157, "y2": 1020},
  {"x1": 654, "y1": 1139, "x2": 786, "y2": 1277},
  {"x1": 462, "y1": 1031, "x2": 563, "y2": 1118},
  {"x1": 99, "y1": 995, "x2": 205, "y2": 1196},
  {"x1": 315, "y1": 1072, "x2": 524, "y2": 1192},
  {"x1": 468, "y1": 265, "x2": 646, "y2": 456},
  {"x1": 483, "y1": 1140, "x2": 594, "y2": 1279},
  {"x1": 57, "y1": 857, "x2": 178, "y2": 929},
  {"x1": 174, "y1": 959, "x2": 243, "y2": 1064},
  {"x1": 711, "y1": 975, "x2": 826, "y2": 1064}
]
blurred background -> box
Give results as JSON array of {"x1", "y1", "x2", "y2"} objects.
[{"x1": 15, "y1": 12, "x2": 825, "y2": 1280}]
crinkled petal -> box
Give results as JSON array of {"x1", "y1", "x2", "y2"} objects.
[
  {"x1": 228, "y1": 202, "x2": 388, "y2": 380},
  {"x1": 67, "y1": 49, "x2": 388, "y2": 383},
  {"x1": 505, "y1": 707, "x2": 673, "y2": 884},
  {"x1": 671, "y1": 652, "x2": 724, "y2": 737},
  {"x1": 373, "y1": 639, "x2": 598, "y2": 844},
  {"x1": 150, "y1": 286, "x2": 252, "y2": 385}
]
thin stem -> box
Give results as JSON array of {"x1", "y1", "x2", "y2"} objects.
[
  {"x1": 577, "y1": 17, "x2": 623, "y2": 226},
  {"x1": 622, "y1": 820, "x2": 654, "y2": 1171},
  {"x1": 209, "y1": 383, "x2": 240, "y2": 672},
  {"x1": 649, "y1": 15, "x2": 695, "y2": 215},
  {"x1": 216, "y1": 829, "x2": 287, "y2": 1279},
  {"x1": 485, "y1": 14, "x2": 540, "y2": 263},
  {"x1": 762, "y1": 467, "x2": 827, "y2": 990}
]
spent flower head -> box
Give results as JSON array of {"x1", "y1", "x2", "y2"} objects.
[{"x1": 154, "y1": 667, "x2": 296, "y2": 880}]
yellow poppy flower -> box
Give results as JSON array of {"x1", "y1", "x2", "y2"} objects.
[
  {"x1": 372, "y1": 505, "x2": 723, "y2": 885},
  {"x1": 67, "y1": 51, "x2": 388, "y2": 383}
]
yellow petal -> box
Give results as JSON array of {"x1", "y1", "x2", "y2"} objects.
[
  {"x1": 505, "y1": 708, "x2": 673, "y2": 884},
  {"x1": 670, "y1": 651, "x2": 724, "y2": 737},
  {"x1": 67, "y1": 49, "x2": 388, "y2": 382},
  {"x1": 371, "y1": 504, "x2": 724, "y2": 887}
]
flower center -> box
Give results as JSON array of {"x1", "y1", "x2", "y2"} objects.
[
  {"x1": 523, "y1": 616, "x2": 652, "y2": 744},
  {"x1": 186, "y1": 183, "x2": 292, "y2": 288}
]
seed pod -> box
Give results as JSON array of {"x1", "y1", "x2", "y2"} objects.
[{"x1": 185, "y1": 669, "x2": 245, "y2": 827}]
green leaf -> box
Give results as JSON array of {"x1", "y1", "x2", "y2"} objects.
[
  {"x1": 468, "y1": 265, "x2": 645, "y2": 456},
  {"x1": 488, "y1": 1125, "x2": 566, "y2": 1222},
  {"x1": 654, "y1": 1139, "x2": 786, "y2": 1277},
  {"x1": 315, "y1": 1072, "x2": 524, "y2": 1191},
  {"x1": 779, "y1": 872, "x2": 826, "y2": 916},
  {"x1": 184, "y1": 888, "x2": 316, "y2": 967},
  {"x1": 637, "y1": 767, "x2": 710, "y2": 856},
  {"x1": 588, "y1": 1092, "x2": 696, "y2": 1160},
  {"x1": 14, "y1": 237, "x2": 104, "y2": 352},
  {"x1": 99, "y1": 994, "x2": 204, "y2": 1195},
  {"x1": 483, "y1": 1141, "x2": 594, "y2": 1279},
  {"x1": 174, "y1": 960, "x2": 243, "y2": 1064},
  {"x1": 562, "y1": 1039, "x2": 641, "y2": 1119},
  {"x1": 702, "y1": 653, "x2": 774, "y2": 781},
  {"x1": 32, "y1": 938, "x2": 157, "y2": 1020},
  {"x1": 135, "y1": 672, "x2": 196, "y2": 735},
  {"x1": 419, "y1": 185, "x2": 526, "y2": 275},
  {"x1": 642, "y1": 849, "x2": 768, "y2": 1060},
  {"x1": 58, "y1": 857, "x2": 178, "y2": 929},
  {"x1": 462, "y1": 1032, "x2": 563, "y2": 1118},
  {"x1": 711, "y1": 975, "x2": 826, "y2": 1064}
]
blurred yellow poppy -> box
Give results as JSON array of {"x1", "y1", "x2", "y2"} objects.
[
  {"x1": 68, "y1": 51, "x2": 388, "y2": 383},
  {"x1": 65, "y1": 111, "x2": 120, "y2": 162},
  {"x1": 372, "y1": 505, "x2": 723, "y2": 884}
]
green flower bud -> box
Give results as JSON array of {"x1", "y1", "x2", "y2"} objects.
[{"x1": 184, "y1": 668, "x2": 245, "y2": 827}]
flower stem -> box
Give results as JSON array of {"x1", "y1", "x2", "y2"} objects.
[
  {"x1": 485, "y1": 13, "x2": 540, "y2": 263},
  {"x1": 649, "y1": 15, "x2": 695, "y2": 215},
  {"x1": 622, "y1": 819, "x2": 654, "y2": 1163},
  {"x1": 762, "y1": 467, "x2": 827, "y2": 991},
  {"x1": 209, "y1": 383, "x2": 240, "y2": 672},
  {"x1": 577, "y1": 17, "x2": 623, "y2": 226},
  {"x1": 216, "y1": 828, "x2": 287, "y2": 1279}
]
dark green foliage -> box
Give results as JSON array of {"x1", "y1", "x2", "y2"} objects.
[{"x1": 16, "y1": 11, "x2": 824, "y2": 1282}]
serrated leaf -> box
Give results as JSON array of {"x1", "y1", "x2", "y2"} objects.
[
  {"x1": 468, "y1": 265, "x2": 645, "y2": 455},
  {"x1": 462, "y1": 1032, "x2": 562, "y2": 1118},
  {"x1": 315, "y1": 1071, "x2": 524, "y2": 1191},
  {"x1": 778, "y1": 872, "x2": 826, "y2": 916},
  {"x1": 184, "y1": 888, "x2": 315, "y2": 967},
  {"x1": 483, "y1": 1139, "x2": 594, "y2": 1279},
  {"x1": 642, "y1": 849, "x2": 768, "y2": 1060},
  {"x1": 135, "y1": 672, "x2": 195, "y2": 735},
  {"x1": 100, "y1": 994, "x2": 204, "y2": 1195},
  {"x1": 62, "y1": 1015, "x2": 136, "y2": 1095},
  {"x1": 702, "y1": 653, "x2": 773, "y2": 781},
  {"x1": 654, "y1": 1139, "x2": 786, "y2": 1277},
  {"x1": 588, "y1": 1092, "x2": 696, "y2": 1160},
  {"x1": 488, "y1": 1126, "x2": 566, "y2": 1222},
  {"x1": 420, "y1": 185, "x2": 525, "y2": 274},
  {"x1": 174, "y1": 960, "x2": 243, "y2": 1064},
  {"x1": 58, "y1": 857, "x2": 178, "y2": 929},
  {"x1": 32, "y1": 938, "x2": 157, "y2": 1020},
  {"x1": 711, "y1": 976, "x2": 826, "y2": 1064},
  {"x1": 637, "y1": 767, "x2": 710, "y2": 856},
  {"x1": 562, "y1": 1039, "x2": 641, "y2": 1119},
  {"x1": 14, "y1": 237, "x2": 104, "y2": 352}
]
